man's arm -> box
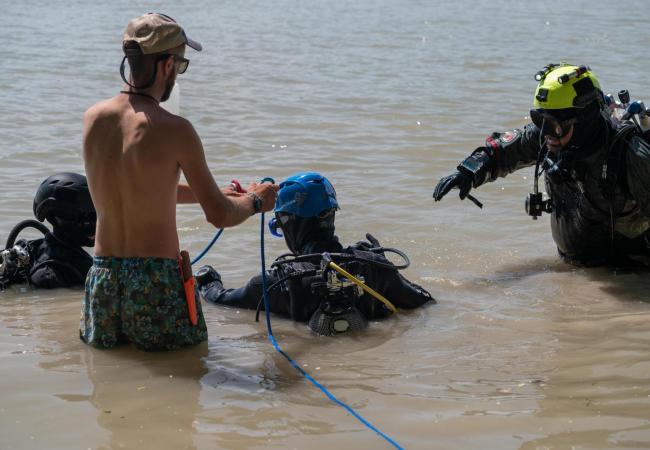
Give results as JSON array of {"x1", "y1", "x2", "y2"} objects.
[
  {"x1": 174, "y1": 119, "x2": 277, "y2": 227},
  {"x1": 176, "y1": 183, "x2": 245, "y2": 204}
]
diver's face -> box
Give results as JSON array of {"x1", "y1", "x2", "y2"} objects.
[
  {"x1": 546, "y1": 125, "x2": 574, "y2": 153},
  {"x1": 530, "y1": 109, "x2": 578, "y2": 153}
]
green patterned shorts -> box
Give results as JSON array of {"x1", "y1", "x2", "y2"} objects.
[{"x1": 80, "y1": 257, "x2": 208, "y2": 351}]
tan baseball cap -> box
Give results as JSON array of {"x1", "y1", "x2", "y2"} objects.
[{"x1": 123, "y1": 13, "x2": 202, "y2": 55}]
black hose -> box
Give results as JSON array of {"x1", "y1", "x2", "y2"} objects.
[
  {"x1": 254, "y1": 269, "x2": 318, "y2": 322},
  {"x1": 367, "y1": 247, "x2": 410, "y2": 270},
  {"x1": 5, "y1": 220, "x2": 51, "y2": 249},
  {"x1": 271, "y1": 247, "x2": 410, "y2": 270}
]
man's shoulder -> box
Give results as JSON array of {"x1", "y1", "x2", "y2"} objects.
[
  {"x1": 158, "y1": 110, "x2": 194, "y2": 131},
  {"x1": 83, "y1": 96, "x2": 121, "y2": 125},
  {"x1": 156, "y1": 113, "x2": 200, "y2": 147}
]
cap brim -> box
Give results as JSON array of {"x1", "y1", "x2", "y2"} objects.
[{"x1": 186, "y1": 36, "x2": 202, "y2": 52}]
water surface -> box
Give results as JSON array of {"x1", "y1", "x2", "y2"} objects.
[{"x1": 1, "y1": 1, "x2": 650, "y2": 449}]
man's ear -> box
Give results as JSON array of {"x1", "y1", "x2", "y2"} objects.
[{"x1": 161, "y1": 55, "x2": 175, "y2": 76}]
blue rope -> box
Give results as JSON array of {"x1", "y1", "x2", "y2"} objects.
[
  {"x1": 259, "y1": 212, "x2": 405, "y2": 450},
  {"x1": 191, "y1": 176, "x2": 274, "y2": 266},
  {"x1": 191, "y1": 228, "x2": 224, "y2": 266}
]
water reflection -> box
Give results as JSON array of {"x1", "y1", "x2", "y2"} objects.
[
  {"x1": 13, "y1": 290, "x2": 209, "y2": 450},
  {"x1": 517, "y1": 265, "x2": 650, "y2": 449},
  {"x1": 83, "y1": 344, "x2": 208, "y2": 450},
  {"x1": 196, "y1": 315, "x2": 401, "y2": 448}
]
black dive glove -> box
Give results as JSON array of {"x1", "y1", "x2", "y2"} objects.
[
  {"x1": 351, "y1": 233, "x2": 383, "y2": 252},
  {"x1": 433, "y1": 170, "x2": 473, "y2": 201}
]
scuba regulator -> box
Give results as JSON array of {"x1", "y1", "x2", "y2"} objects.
[
  {"x1": 0, "y1": 219, "x2": 51, "y2": 287},
  {"x1": 0, "y1": 245, "x2": 30, "y2": 287},
  {"x1": 307, "y1": 255, "x2": 368, "y2": 336}
]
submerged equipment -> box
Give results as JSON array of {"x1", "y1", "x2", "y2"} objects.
[
  {"x1": 307, "y1": 261, "x2": 369, "y2": 336},
  {"x1": 254, "y1": 245, "x2": 408, "y2": 335}
]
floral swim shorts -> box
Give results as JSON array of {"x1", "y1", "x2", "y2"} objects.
[{"x1": 80, "y1": 257, "x2": 208, "y2": 351}]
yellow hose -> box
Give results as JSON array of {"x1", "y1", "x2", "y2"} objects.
[{"x1": 327, "y1": 261, "x2": 397, "y2": 313}]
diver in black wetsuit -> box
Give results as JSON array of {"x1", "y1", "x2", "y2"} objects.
[
  {"x1": 0, "y1": 172, "x2": 95, "y2": 289},
  {"x1": 196, "y1": 172, "x2": 434, "y2": 335},
  {"x1": 433, "y1": 63, "x2": 650, "y2": 267}
]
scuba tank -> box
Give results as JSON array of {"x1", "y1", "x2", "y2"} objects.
[{"x1": 606, "y1": 90, "x2": 649, "y2": 134}]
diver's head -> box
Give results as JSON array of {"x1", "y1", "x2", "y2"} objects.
[
  {"x1": 272, "y1": 172, "x2": 339, "y2": 255},
  {"x1": 33, "y1": 172, "x2": 96, "y2": 247},
  {"x1": 530, "y1": 64, "x2": 605, "y2": 152}
]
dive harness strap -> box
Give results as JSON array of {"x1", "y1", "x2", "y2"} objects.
[{"x1": 601, "y1": 123, "x2": 639, "y2": 250}]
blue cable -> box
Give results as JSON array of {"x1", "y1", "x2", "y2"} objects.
[
  {"x1": 191, "y1": 176, "x2": 274, "y2": 266},
  {"x1": 191, "y1": 228, "x2": 224, "y2": 266},
  {"x1": 258, "y1": 211, "x2": 405, "y2": 450}
]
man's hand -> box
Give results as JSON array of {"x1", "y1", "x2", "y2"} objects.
[
  {"x1": 433, "y1": 171, "x2": 473, "y2": 201},
  {"x1": 248, "y1": 182, "x2": 279, "y2": 212}
]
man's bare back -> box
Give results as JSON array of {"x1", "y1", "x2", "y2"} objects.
[
  {"x1": 84, "y1": 92, "x2": 277, "y2": 259},
  {"x1": 84, "y1": 94, "x2": 193, "y2": 258}
]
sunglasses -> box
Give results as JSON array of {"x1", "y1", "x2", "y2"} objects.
[
  {"x1": 530, "y1": 109, "x2": 578, "y2": 139},
  {"x1": 157, "y1": 54, "x2": 190, "y2": 74}
]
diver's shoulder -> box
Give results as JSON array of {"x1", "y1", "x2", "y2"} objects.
[{"x1": 626, "y1": 132, "x2": 650, "y2": 158}]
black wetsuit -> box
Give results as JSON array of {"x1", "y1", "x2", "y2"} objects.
[
  {"x1": 460, "y1": 113, "x2": 650, "y2": 265},
  {"x1": 201, "y1": 237, "x2": 434, "y2": 321},
  {"x1": 1, "y1": 224, "x2": 92, "y2": 289}
]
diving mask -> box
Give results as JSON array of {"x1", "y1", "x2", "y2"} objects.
[{"x1": 530, "y1": 109, "x2": 579, "y2": 139}]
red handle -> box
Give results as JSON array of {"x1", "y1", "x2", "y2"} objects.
[{"x1": 179, "y1": 251, "x2": 198, "y2": 326}]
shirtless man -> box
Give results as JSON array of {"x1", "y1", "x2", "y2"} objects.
[{"x1": 80, "y1": 13, "x2": 278, "y2": 351}]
